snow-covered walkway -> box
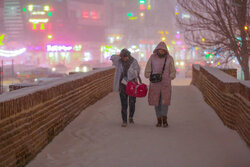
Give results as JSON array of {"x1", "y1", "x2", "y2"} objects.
[{"x1": 27, "y1": 79, "x2": 250, "y2": 167}]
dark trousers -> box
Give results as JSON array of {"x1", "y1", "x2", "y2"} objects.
[{"x1": 119, "y1": 84, "x2": 136, "y2": 123}]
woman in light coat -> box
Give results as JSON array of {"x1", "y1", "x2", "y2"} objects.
[
  {"x1": 110, "y1": 48, "x2": 140, "y2": 127},
  {"x1": 144, "y1": 42, "x2": 176, "y2": 127}
]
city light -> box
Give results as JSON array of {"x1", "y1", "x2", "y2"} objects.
[
  {"x1": 129, "y1": 17, "x2": 138, "y2": 20},
  {"x1": 202, "y1": 37, "x2": 205, "y2": 42},
  {"x1": 73, "y1": 45, "x2": 83, "y2": 52},
  {"x1": 127, "y1": 13, "x2": 134, "y2": 17},
  {"x1": 0, "y1": 34, "x2": 5, "y2": 46},
  {"x1": 140, "y1": 12, "x2": 145, "y2": 17},
  {"x1": 91, "y1": 11, "x2": 98, "y2": 20},
  {"x1": 31, "y1": 11, "x2": 46, "y2": 15},
  {"x1": 28, "y1": 5, "x2": 34, "y2": 12},
  {"x1": 48, "y1": 34, "x2": 53, "y2": 39},
  {"x1": 82, "y1": 11, "x2": 89, "y2": 19},
  {"x1": 40, "y1": 24, "x2": 45, "y2": 30},
  {"x1": 0, "y1": 48, "x2": 26, "y2": 57},
  {"x1": 139, "y1": 0, "x2": 146, "y2": 4},
  {"x1": 29, "y1": 18, "x2": 49, "y2": 24},
  {"x1": 244, "y1": 25, "x2": 248, "y2": 31},
  {"x1": 161, "y1": 37, "x2": 166, "y2": 41},
  {"x1": 32, "y1": 24, "x2": 37, "y2": 30},
  {"x1": 82, "y1": 66, "x2": 88, "y2": 73},
  {"x1": 44, "y1": 5, "x2": 50, "y2": 12},
  {"x1": 83, "y1": 52, "x2": 92, "y2": 61},
  {"x1": 47, "y1": 45, "x2": 73, "y2": 52},
  {"x1": 139, "y1": 5, "x2": 146, "y2": 10},
  {"x1": 75, "y1": 67, "x2": 80, "y2": 72}
]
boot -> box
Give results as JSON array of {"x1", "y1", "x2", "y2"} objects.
[
  {"x1": 129, "y1": 117, "x2": 134, "y2": 124},
  {"x1": 156, "y1": 117, "x2": 162, "y2": 127},
  {"x1": 162, "y1": 116, "x2": 168, "y2": 127},
  {"x1": 121, "y1": 122, "x2": 127, "y2": 127}
]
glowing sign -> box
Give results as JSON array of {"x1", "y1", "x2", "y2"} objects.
[
  {"x1": 73, "y1": 45, "x2": 82, "y2": 52},
  {"x1": 0, "y1": 48, "x2": 26, "y2": 57},
  {"x1": 91, "y1": 11, "x2": 98, "y2": 20},
  {"x1": 82, "y1": 11, "x2": 89, "y2": 19},
  {"x1": 29, "y1": 18, "x2": 49, "y2": 24},
  {"x1": 31, "y1": 11, "x2": 46, "y2": 15},
  {"x1": 47, "y1": 45, "x2": 73, "y2": 52},
  {"x1": 0, "y1": 34, "x2": 5, "y2": 46}
]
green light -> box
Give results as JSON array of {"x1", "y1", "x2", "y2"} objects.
[
  {"x1": 129, "y1": 17, "x2": 138, "y2": 20},
  {"x1": 48, "y1": 12, "x2": 52, "y2": 17},
  {"x1": 0, "y1": 34, "x2": 5, "y2": 46},
  {"x1": 139, "y1": 0, "x2": 146, "y2": 4},
  {"x1": 32, "y1": 24, "x2": 37, "y2": 30},
  {"x1": 22, "y1": 8, "x2": 26, "y2": 12},
  {"x1": 127, "y1": 13, "x2": 133, "y2": 17},
  {"x1": 40, "y1": 24, "x2": 45, "y2": 30}
]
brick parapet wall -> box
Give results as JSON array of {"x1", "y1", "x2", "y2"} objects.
[
  {"x1": 192, "y1": 65, "x2": 250, "y2": 146},
  {"x1": 219, "y1": 68, "x2": 237, "y2": 78},
  {"x1": 0, "y1": 67, "x2": 115, "y2": 167}
]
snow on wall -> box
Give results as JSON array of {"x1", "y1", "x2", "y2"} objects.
[
  {"x1": 0, "y1": 67, "x2": 114, "y2": 102},
  {"x1": 192, "y1": 65, "x2": 250, "y2": 146}
]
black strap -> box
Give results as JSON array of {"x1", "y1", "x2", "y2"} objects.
[{"x1": 161, "y1": 56, "x2": 167, "y2": 75}]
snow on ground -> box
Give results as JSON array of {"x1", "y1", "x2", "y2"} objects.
[{"x1": 27, "y1": 78, "x2": 250, "y2": 167}]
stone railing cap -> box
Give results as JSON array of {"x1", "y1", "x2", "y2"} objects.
[
  {"x1": 203, "y1": 66, "x2": 239, "y2": 83},
  {"x1": 0, "y1": 67, "x2": 114, "y2": 102},
  {"x1": 193, "y1": 64, "x2": 200, "y2": 70}
]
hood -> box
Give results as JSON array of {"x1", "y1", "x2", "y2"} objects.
[{"x1": 153, "y1": 41, "x2": 169, "y2": 54}]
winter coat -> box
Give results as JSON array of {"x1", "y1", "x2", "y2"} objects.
[
  {"x1": 144, "y1": 42, "x2": 176, "y2": 106},
  {"x1": 110, "y1": 54, "x2": 141, "y2": 92}
]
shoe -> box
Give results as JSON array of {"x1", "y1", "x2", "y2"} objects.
[
  {"x1": 156, "y1": 117, "x2": 162, "y2": 127},
  {"x1": 121, "y1": 122, "x2": 127, "y2": 127},
  {"x1": 129, "y1": 118, "x2": 134, "y2": 124},
  {"x1": 162, "y1": 116, "x2": 168, "y2": 127}
]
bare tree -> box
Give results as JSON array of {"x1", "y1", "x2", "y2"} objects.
[{"x1": 177, "y1": 0, "x2": 250, "y2": 80}]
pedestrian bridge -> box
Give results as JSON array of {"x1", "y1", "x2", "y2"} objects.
[{"x1": 0, "y1": 66, "x2": 249, "y2": 167}]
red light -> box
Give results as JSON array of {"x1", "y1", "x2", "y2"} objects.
[
  {"x1": 26, "y1": 75, "x2": 30, "y2": 78},
  {"x1": 50, "y1": 7, "x2": 55, "y2": 11},
  {"x1": 139, "y1": 4, "x2": 146, "y2": 10},
  {"x1": 82, "y1": 11, "x2": 89, "y2": 19},
  {"x1": 91, "y1": 11, "x2": 98, "y2": 20},
  {"x1": 0, "y1": 72, "x2": 3, "y2": 75}
]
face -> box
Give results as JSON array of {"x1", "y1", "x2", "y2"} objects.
[
  {"x1": 122, "y1": 56, "x2": 129, "y2": 61},
  {"x1": 158, "y1": 49, "x2": 165, "y2": 55}
]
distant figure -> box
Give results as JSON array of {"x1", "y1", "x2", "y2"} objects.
[
  {"x1": 144, "y1": 42, "x2": 176, "y2": 127},
  {"x1": 110, "y1": 48, "x2": 141, "y2": 127}
]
